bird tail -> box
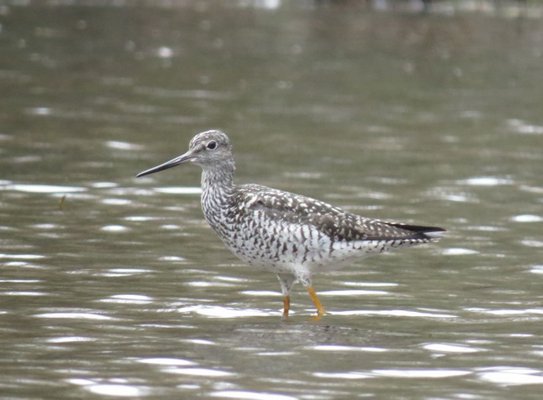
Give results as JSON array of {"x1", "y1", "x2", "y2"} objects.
[{"x1": 388, "y1": 223, "x2": 446, "y2": 241}]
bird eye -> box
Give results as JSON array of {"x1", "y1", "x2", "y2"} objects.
[{"x1": 206, "y1": 141, "x2": 217, "y2": 150}]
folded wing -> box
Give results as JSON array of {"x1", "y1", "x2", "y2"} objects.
[{"x1": 236, "y1": 184, "x2": 445, "y2": 243}]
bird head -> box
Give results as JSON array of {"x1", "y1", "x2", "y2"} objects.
[{"x1": 136, "y1": 130, "x2": 233, "y2": 177}]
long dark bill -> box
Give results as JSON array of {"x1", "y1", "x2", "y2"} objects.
[{"x1": 136, "y1": 152, "x2": 192, "y2": 178}]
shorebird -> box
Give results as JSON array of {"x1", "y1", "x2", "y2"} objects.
[{"x1": 137, "y1": 130, "x2": 444, "y2": 318}]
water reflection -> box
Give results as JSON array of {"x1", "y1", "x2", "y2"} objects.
[
  {"x1": 66, "y1": 379, "x2": 150, "y2": 398},
  {"x1": 0, "y1": 182, "x2": 86, "y2": 194},
  {"x1": 210, "y1": 391, "x2": 298, "y2": 400},
  {"x1": 477, "y1": 367, "x2": 543, "y2": 386}
]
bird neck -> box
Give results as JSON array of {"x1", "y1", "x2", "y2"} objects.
[
  {"x1": 200, "y1": 161, "x2": 236, "y2": 231},
  {"x1": 200, "y1": 160, "x2": 236, "y2": 196}
]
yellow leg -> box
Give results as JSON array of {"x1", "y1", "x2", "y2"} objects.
[
  {"x1": 282, "y1": 295, "x2": 290, "y2": 318},
  {"x1": 307, "y1": 286, "x2": 325, "y2": 319}
]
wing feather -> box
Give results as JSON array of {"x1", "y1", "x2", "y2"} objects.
[{"x1": 235, "y1": 184, "x2": 444, "y2": 242}]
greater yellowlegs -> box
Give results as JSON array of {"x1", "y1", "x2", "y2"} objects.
[{"x1": 137, "y1": 130, "x2": 444, "y2": 318}]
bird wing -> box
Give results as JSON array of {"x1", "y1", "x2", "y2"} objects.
[{"x1": 236, "y1": 184, "x2": 442, "y2": 242}]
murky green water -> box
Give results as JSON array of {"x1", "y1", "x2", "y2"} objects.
[{"x1": 1, "y1": 1, "x2": 543, "y2": 399}]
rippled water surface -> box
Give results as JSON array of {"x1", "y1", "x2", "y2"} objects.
[{"x1": 1, "y1": 1, "x2": 543, "y2": 399}]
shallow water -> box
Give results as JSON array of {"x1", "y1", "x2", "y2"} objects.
[{"x1": 1, "y1": 1, "x2": 543, "y2": 399}]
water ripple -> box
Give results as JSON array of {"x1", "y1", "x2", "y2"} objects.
[
  {"x1": 210, "y1": 391, "x2": 298, "y2": 400},
  {"x1": 372, "y1": 369, "x2": 470, "y2": 378},
  {"x1": 162, "y1": 367, "x2": 233, "y2": 377},
  {"x1": 530, "y1": 265, "x2": 543, "y2": 274},
  {"x1": 154, "y1": 187, "x2": 202, "y2": 195},
  {"x1": 136, "y1": 357, "x2": 196, "y2": 367},
  {"x1": 66, "y1": 379, "x2": 149, "y2": 398},
  {"x1": 319, "y1": 289, "x2": 389, "y2": 296},
  {"x1": 0, "y1": 182, "x2": 86, "y2": 194},
  {"x1": 99, "y1": 294, "x2": 154, "y2": 305},
  {"x1": 442, "y1": 248, "x2": 479, "y2": 255},
  {"x1": 0, "y1": 253, "x2": 46, "y2": 260},
  {"x1": 476, "y1": 366, "x2": 543, "y2": 386},
  {"x1": 332, "y1": 309, "x2": 456, "y2": 319},
  {"x1": 35, "y1": 311, "x2": 116, "y2": 321},
  {"x1": 101, "y1": 225, "x2": 129, "y2": 233},
  {"x1": 309, "y1": 345, "x2": 388, "y2": 353},
  {"x1": 466, "y1": 307, "x2": 543, "y2": 316},
  {"x1": 422, "y1": 343, "x2": 486, "y2": 354},
  {"x1": 105, "y1": 140, "x2": 143, "y2": 151},
  {"x1": 99, "y1": 268, "x2": 152, "y2": 277},
  {"x1": 176, "y1": 305, "x2": 272, "y2": 318},
  {"x1": 312, "y1": 371, "x2": 372, "y2": 380},
  {"x1": 2, "y1": 291, "x2": 46, "y2": 296},
  {"x1": 459, "y1": 176, "x2": 513, "y2": 187},
  {"x1": 134, "y1": 86, "x2": 234, "y2": 101},
  {"x1": 508, "y1": 118, "x2": 543, "y2": 135},
  {"x1": 513, "y1": 214, "x2": 543, "y2": 223},
  {"x1": 46, "y1": 336, "x2": 95, "y2": 344}
]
